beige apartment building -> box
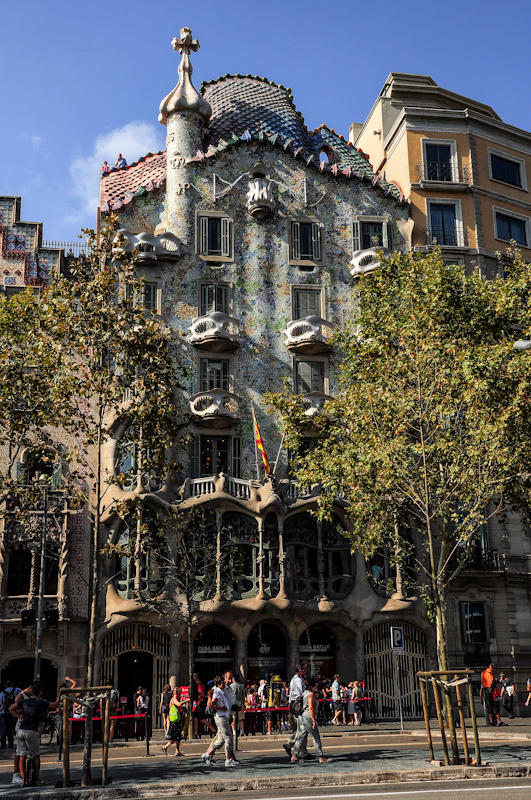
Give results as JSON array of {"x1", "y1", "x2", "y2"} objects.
[{"x1": 353, "y1": 73, "x2": 531, "y2": 275}]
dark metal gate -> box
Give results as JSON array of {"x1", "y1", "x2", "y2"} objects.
[{"x1": 364, "y1": 620, "x2": 427, "y2": 719}]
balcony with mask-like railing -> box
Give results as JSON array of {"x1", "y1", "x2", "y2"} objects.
[
  {"x1": 425, "y1": 221, "x2": 468, "y2": 248},
  {"x1": 416, "y1": 161, "x2": 469, "y2": 191},
  {"x1": 284, "y1": 315, "x2": 334, "y2": 355},
  {"x1": 188, "y1": 311, "x2": 241, "y2": 352},
  {"x1": 189, "y1": 388, "x2": 242, "y2": 428},
  {"x1": 300, "y1": 391, "x2": 333, "y2": 418}
]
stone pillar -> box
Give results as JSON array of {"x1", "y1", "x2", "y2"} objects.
[
  {"x1": 257, "y1": 517, "x2": 265, "y2": 599},
  {"x1": 235, "y1": 635, "x2": 247, "y2": 681},
  {"x1": 277, "y1": 519, "x2": 287, "y2": 599}
]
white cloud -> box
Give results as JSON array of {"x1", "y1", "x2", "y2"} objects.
[
  {"x1": 68, "y1": 121, "x2": 164, "y2": 221},
  {"x1": 23, "y1": 134, "x2": 43, "y2": 149}
]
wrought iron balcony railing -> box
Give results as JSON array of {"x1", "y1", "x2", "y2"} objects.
[
  {"x1": 188, "y1": 311, "x2": 241, "y2": 352},
  {"x1": 417, "y1": 162, "x2": 469, "y2": 185},
  {"x1": 284, "y1": 316, "x2": 334, "y2": 355},
  {"x1": 425, "y1": 222, "x2": 468, "y2": 248},
  {"x1": 189, "y1": 388, "x2": 242, "y2": 427}
]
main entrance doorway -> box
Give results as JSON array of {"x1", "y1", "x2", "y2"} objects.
[
  {"x1": 247, "y1": 622, "x2": 287, "y2": 683},
  {"x1": 101, "y1": 623, "x2": 170, "y2": 726},
  {"x1": 364, "y1": 621, "x2": 427, "y2": 720},
  {"x1": 194, "y1": 625, "x2": 235, "y2": 683},
  {"x1": 299, "y1": 625, "x2": 336, "y2": 677}
]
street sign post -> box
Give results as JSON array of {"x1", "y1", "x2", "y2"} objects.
[{"x1": 390, "y1": 626, "x2": 405, "y2": 730}]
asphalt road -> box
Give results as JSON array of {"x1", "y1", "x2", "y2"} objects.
[{"x1": 210, "y1": 778, "x2": 531, "y2": 800}]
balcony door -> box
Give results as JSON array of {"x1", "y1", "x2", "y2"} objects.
[
  {"x1": 295, "y1": 360, "x2": 325, "y2": 394},
  {"x1": 425, "y1": 143, "x2": 453, "y2": 181},
  {"x1": 429, "y1": 202, "x2": 458, "y2": 246},
  {"x1": 191, "y1": 435, "x2": 241, "y2": 478},
  {"x1": 200, "y1": 284, "x2": 229, "y2": 316}
]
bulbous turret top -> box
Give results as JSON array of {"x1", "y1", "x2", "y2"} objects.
[{"x1": 158, "y1": 27, "x2": 212, "y2": 126}]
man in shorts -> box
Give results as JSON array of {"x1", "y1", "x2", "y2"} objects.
[{"x1": 10, "y1": 681, "x2": 60, "y2": 786}]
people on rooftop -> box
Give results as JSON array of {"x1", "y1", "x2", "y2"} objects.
[
  {"x1": 115, "y1": 154, "x2": 127, "y2": 169},
  {"x1": 100, "y1": 161, "x2": 110, "y2": 176}
]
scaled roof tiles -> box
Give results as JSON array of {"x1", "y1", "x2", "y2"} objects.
[{"x1": 100, "y1": 75, "x2": 404, "y2": 212}]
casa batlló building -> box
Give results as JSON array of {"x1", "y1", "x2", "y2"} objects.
[{"x1": 1, "y1": 29, "x2": 529, "y2": 722}]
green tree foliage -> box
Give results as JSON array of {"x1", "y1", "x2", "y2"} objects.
[{"x1": 268, "y1": 247, "x2": 530, "y2": 671}]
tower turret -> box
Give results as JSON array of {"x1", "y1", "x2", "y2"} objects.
[{"x1": 159, "y1": 27, "x2": 211, "y2": 241}]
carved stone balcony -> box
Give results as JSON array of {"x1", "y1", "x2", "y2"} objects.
[
  {"x1": 284, "y1": 316, "x2": 334, "y2": 355},
  {"x1": 350, "y1": 247, "x2": 391, "y2": 277},
  {"x1": 113, "y1": 228, "x2": 181, "y2": 262},
  {"x1": 189, "y1": 389, "x2": 242, "y2": 428},
  {"x1": 188, "y1": 311, "x2": 241, "y2": 352},
  {"x1": 300, "y1": 391, "x2": 333, "y2": 418}
]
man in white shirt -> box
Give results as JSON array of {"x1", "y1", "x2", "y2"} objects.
[
  {"x1": 331, "y1": 673, "x2": 342, "y2": 725},
  {"x1": 201, "y1": 676, "x2": 238, "y2": 768},
  {"x1": 283, "y1": 663, "x2": 308, "y2": 759}
]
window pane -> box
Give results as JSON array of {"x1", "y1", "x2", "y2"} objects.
[
  {"x1": 461, "y1": 602, "x2": 488, "y2": 643},
  {"x1": 429, "y1": 203, "x2": 457, "y2": 246},
  {"x1": 201, "y1": 284, "x2": 228, "y2": 315},
  {"x1": 293, "y1": 288, "x2": 320, "y2": 319},
  {"x1": 207, "y1": 217, "x2": 221, "y2": 255},
  {"x1": 491, "y1": 154, "x2": 521, "y2": 187},
  {"x1": 143, "y1": 282, "x2": 157, "y2": 313},
  {"x1": 425, "y1": 143, "x2": 452, "y2": 181},
  {"x1": 200, "y1": 359, "x2": 229, "y2": 391},
  {"x1": 360, "y1": 221, "x2": 383, "y2": 249},
  {"x1": 496, "y1": 212, "x2": 527, "y2": 246},
  {"x1": 200, "y1": 437, "x2": 213, "y2": 475},
  {"x1": 299, "y1": 223, "x2": 313, "y2": 259}
]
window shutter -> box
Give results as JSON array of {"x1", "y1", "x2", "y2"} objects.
[
  {"x1": 221, "y1": 218, "x2": 231, "y2": 258},
  {"x1": 51, "y1": 463, "x2": 63, "y2": 491},
  {"x1": 231, "y1": 437, "x2": 241, "y2": 478},
  {"x1": 191, "y1": 436, "x2": 200, "y2": 479},
  {"x1": 216, "y1": 285, "x2": 228, "y2": 314},
  {"x1": 291, "y1": 222, "x2": 301, "y2": 260},
  {"x1": 200, "y1": 359, "x2": 207, "y2": 392},
  {"x1": 386, "y1": 221, "x2": 394, "y2": 250},
  {"x1": 16, "y1": 460, "x2": 26, "y2": 484},
  {"x1": 311, "y1": 362, "x2": 325, "y2": 393},
  {"x1": 311, "y1": 223, "x2": 321, "y2": 261},
  {"x1": 296, "y1": 361, "x2": 312, "y2": 394},
  {"x1": 199, "y1": 216, "x2": 209, "y2": 255},
  {"x1": 352, "y1": 219, "x2": 360, "y2": 251}
]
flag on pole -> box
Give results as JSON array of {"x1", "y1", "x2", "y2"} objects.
[{"x1": 252, "y1": 406, "x2": 271, "y2": 477}]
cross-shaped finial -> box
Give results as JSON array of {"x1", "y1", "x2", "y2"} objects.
[{"x1": 171, "y1": 27, "x2": 200, "y2": 55}]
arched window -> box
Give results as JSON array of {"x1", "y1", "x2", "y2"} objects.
[
  {"x1": 322, "y1": 516, "x2": 355, "y2": 599},
  {"x1": 114, "y1": 511, "x2": 163, "y2": 599},
  {"x1": 284, "y1": 513, "x2": 319, "y2": 600},
  {"x1": 222, "y1": 512, "x2": 259, "y2": 599}
]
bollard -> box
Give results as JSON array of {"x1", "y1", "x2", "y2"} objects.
[{"x1": 145, "y1": 713, "x2": 150, "y2": 757}]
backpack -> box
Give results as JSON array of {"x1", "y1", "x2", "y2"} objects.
[
  {"x1": 1, "y1": 689, "x2": 15, "y2": 716},
  {"x1": 289, "y1": 696, "x2": 303, "y2": 717},
  {"x1": 169, "y1": 703, "x2": 180, "y2": 722},
  {"x1": 268, "y1": 676, "x2": 283, "y2": 708}
]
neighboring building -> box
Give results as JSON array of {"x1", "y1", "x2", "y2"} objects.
[
  {"x1": 353, "y1": 73, "x2": 531, "y2": 276},
  {"x1": 0, "y1": 196, "x2": 91, "y2": 696}
]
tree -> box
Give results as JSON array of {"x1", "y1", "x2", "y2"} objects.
[
  {"x1": 42, "y1": 216, "x2": 185, "y2": 683},
  {"x1": 267, "y1": 247, "x2": 530, "y2": 754}
]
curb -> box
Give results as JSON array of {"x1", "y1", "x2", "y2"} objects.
[{"x1": 2, "y1": 762, "x2": 530, "y2": 799}]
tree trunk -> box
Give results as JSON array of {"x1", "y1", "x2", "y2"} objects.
[
  {"x1": 87, "y1": 402, "x2": 103, "y2": 685},
  {"x1": 187, "y1": 619, "x2": 193, "y2": 741},
  {"x1": 435, "y1": 594, "x2": 460, "y2": 764}
]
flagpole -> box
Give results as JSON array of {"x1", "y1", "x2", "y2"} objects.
[
  {"x1": 251, "y1": 404, "x2": 260, "y2": 481},
  {"x1": 272, "y1": 433, "x2": 285, "y2": 477}
]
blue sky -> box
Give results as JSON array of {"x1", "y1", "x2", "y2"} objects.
[{"x1": 2, "y1": 0, "x2": 530, "y2": 243}]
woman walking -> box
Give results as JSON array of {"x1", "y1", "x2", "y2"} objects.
[
  {"x1": 162, "y1": 688, "x2": 188, "y2": 756},
  {"x1": 291, "y1": 677, "x2": 329, "y2": 764},
  {"x1": 159, "y1": 684, "x2": 172, "y2": 734}
]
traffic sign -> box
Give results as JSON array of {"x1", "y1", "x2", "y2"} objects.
[{"x1": 390, "y1": 625, "x2": 404, "y2": 653}]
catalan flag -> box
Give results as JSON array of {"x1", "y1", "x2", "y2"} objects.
[{"x1": 252, "y1": 406, "x2": 271, "y2": 477}]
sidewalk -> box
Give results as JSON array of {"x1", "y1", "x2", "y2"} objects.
[{"x1": 0, "y1": 721, "x2": 529, "y2": 798}]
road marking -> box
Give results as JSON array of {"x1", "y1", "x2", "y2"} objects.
[{"x1": 252, "y1": 787, "x2": 531, "y2": 800}]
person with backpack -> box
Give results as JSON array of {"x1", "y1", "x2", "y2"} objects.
[
  {"x1": 283, "y1": 663, "x2": 308, "y2": 760},
  {"x1": 10, "y1": 681, "x2": 60, "y2": 787},
  {"x1": 0, "y1": 681, "x2": 20, "y2": 749},
  {"x1": 162, "y1": 687, "x2": 188, "y2": 756},
  {"x1": 290, "y1": 676, "x2": 330, "y2": 764}
]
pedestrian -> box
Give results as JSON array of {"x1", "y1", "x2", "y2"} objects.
[
  {"x1": 525, "y1": 677, "x2": 531, "y2": 707},
  {"x1": 201, "y1": 676, "x2": 239, "y2": 768},
  {"x1": 480, "y1": 664, "x2": 504, "y2": 727},
  {"x1": 162, "y1": 687, "x2": 187, "y2": 756},
  {"x1": 290, "y1": 676, "x2": 330, "y2": 764},
  {"x1": 330, "y1": 674, "x2": 342, "y2": 726},
  {"x1": 193, "y1": 688, "x2": 215, "y2": 738},
  {"x1": 283, "y1": 662, "x2": 308, "y2": 760},
  {"x1": 135, "y1": 687, "x2": 150, "y2": 739},
  {"x1": 160, "y1": 684, "x2": 172, "y2": 734},
  {"x1": 107, "y1": 686, "x2": 119, "y2": 743},
  {"x1": 115, "y1": 153, "x2": 127, "y2": 168},
  {"x1": 0, "y1": 681, "x2": 20, "y2": 749},
  {"x1": 9, "y1": 681, "x2": 60, "y2": 787},
  {"x1": 351, "y1": 680, "x2": 363, "y2": 726},
  {"x1": 257, "y1": 678, "x2": 267, "y2": 708},
  {"x1": 230, "y1": 674, "x2": 246, "y2": 738},
  {"x1": 499, "y1": 673, "x2": 515, "y2": 719},
  {"x1": 8, "y1": 685, "x2": 30, "y2": 785}
]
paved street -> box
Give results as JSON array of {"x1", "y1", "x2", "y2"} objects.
[{"x1": 0, "y1": 724, "x2": 529, "y2": 795}]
